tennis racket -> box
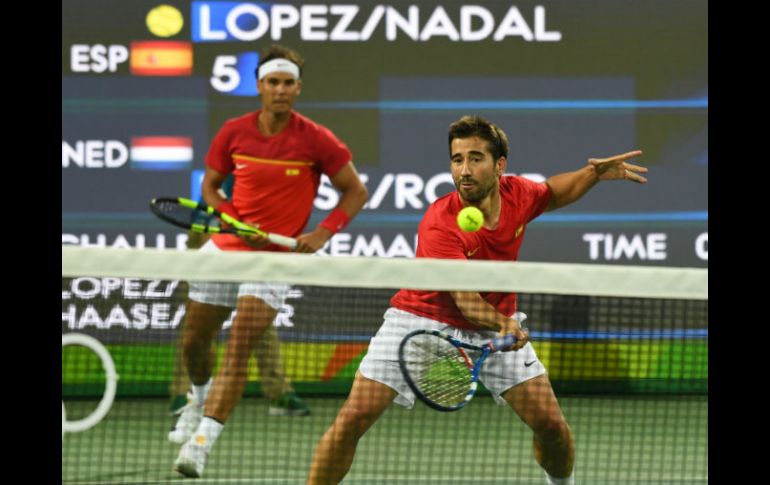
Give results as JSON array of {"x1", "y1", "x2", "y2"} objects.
[
  {"x1": 150, "y1": 197, "x2": 297, "y2": 249},
  {"x1": 398, "y1": 329, "x2": 518, "y2": 412}
]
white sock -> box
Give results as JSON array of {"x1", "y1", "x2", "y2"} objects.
[
  {"x1": 192, "y1": 417, "x2": 224, "y2": 451},
  {"x1": 544, "y1": 470, "x2": 574, "y2": 485},
  {"x1": 191, "y1": 378, "x2": 212, "y2": 406}
]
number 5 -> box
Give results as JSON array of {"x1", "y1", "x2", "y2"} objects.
[{"x1": 211, "y1": 56, "x2": 240, "y2": 93}]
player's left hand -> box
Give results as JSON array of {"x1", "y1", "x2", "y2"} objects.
[
  {"x1": 240, "y1": 233, "x2": 271, "y2": 249},
  {"x1": 293, "y1": 227, "x2": 333, "y2": 253},
  {"x1": 589, "y1": 150, "x2": 648, "y2": 183},
  {"x1": 498, "y1": 320, "x2": 529, "y2": 352}
]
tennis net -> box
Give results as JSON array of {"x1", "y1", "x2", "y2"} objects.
[{"x1": 62, "y1": 246, "x2": 707, "y2": 484}]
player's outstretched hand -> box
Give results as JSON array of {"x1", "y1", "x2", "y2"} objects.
[{"x1": 589, "y1": 150, "x2": 647, "y2": 183}]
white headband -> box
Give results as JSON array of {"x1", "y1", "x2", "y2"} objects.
[{"x1": 258, "y1": 58, "x2": 300, "y2": 81}]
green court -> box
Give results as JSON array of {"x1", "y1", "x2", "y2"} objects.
[{"x1": 62, "y1": 395, "x2": 707, "y2": 484}]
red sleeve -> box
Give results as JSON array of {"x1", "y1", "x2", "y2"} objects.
[
  {"x1": 515, "y1": 177, "x2": 552, "y2": 223},
  {"x1": 205, "y1": 122, "x2": 235, "y2": 174},
  {"x1": 314, "y1": 124, "x2": 352, "y2": 177}
]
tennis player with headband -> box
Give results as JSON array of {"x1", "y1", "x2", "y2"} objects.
[{"x1": 171, "y1": 44, "x2": 368, "y2": 478}]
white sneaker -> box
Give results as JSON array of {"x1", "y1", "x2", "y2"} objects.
[
  {"x1": 173, "y1": 441, "x2": 208, "y2": 478},
  {"x1": 167, "y1": 393, "x2": 203, "y2": 444}
]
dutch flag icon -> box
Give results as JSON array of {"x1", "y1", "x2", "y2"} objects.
[{"x1": 130, "y1": 136, "x2": 193, "y2": 171}]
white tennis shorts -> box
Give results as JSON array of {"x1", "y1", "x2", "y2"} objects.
[
  {"x1": 359, "y1": 307, "x2": 546, "y2": 408},
  {"x1": 187, "y1": 239, "x2": 290, "y2": 310}
]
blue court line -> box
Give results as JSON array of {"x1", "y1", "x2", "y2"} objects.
[
  {"x1": 62, "y1": 213, "x2": 157, "y2": 221},
  {"x1": 285, "y1": 329, "x2": 708, "y2": 343},
  {"x1": 535, "y1": 329, "x2": 708, "y2": 340},
  {"x1": 296, "y1": 99, "x2": 709, "y2": 111},
  {"x1": 346, "y1": 211, "x2": 709, "y2": 224},
  {"x1": 61, "y1": 211, "x2": 709, "y2": 224},
  {"x1": 535, "y1": 211, "x2": 708, "y2": 223}
]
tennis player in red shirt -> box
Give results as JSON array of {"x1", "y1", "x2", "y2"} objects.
[
  {"x1": 171, "y1": 44, "x2": 368, "y2": 478},
  {"x1": 307, "y1": 115, "x2": 647, "y2": 485}
]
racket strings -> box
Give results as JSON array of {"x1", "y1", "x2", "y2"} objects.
[{"x1": 404, "y1": 335, "x2": 476, "y2": 407}]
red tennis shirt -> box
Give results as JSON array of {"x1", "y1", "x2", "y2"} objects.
[
  {"x1": 390, "y1": 176, "x2": 552, "y2": 330},
  {"x1": 207, "y1": 111, "x2": 352, "y2": 252}
]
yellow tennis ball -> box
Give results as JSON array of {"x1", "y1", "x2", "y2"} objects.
[
  {"x1": 457, "y1": 206, "x2": 484, "y2": 232},
  {"x1": 146, "y1": 5, "x2": 184, "y2": 38}
]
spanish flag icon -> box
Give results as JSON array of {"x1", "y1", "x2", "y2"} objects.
[{"x1": 130, "y1": 41, "x2": 193, "y2": 76}]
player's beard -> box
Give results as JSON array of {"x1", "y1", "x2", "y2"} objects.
[{"x1": 455, "y1": 176, "x2": 497, "y2": 203}]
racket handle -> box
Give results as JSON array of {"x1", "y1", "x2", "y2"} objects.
[
  {"x1": 268, "y1": 233, "x2": 298, "y2": 249},
  {"x1": 488, "y1": 333, "x2": 517, "y2": 352}
]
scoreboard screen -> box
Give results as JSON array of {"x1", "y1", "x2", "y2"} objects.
[{"x1": 62, "y1": 0, "x2": 707, "y2": 267}]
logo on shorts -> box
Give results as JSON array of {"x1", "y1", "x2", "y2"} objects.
[{"x1": 524, "y1": 360, "x2": 537, "y2": 367}]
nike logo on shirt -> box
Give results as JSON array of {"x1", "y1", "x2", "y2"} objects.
[{"x1": 466, "y1": 247, "x2": 480, "y2": 257}]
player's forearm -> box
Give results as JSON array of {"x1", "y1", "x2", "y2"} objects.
[
  {"x1": 201, "y1": 167, "x2": 230, "y2": 208},
  {"x1": 450, "y1": 291, "x2": 516, "y2": 331},
  {"x1": 201, "y1": 184, "x2": 227, "y2": 208},
  {"x1": 544, "y1": 164, "x2": 600, "y2": 211},
  {"x1": 334, "y1": 183, "x2": 369, "y2": 220},
  {"x1": 315, "y1": 183, "x2": 368, "y2": 236}
]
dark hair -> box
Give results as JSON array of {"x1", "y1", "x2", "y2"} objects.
[
  {"x1": 447, "y1": 115, "x2": 509, "y2": 160},
  {"x1": 255, "y1": 44, "x2": 305, "y2": 78}
]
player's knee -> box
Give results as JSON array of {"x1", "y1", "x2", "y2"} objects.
[
  {"x1": 534, "y1": 416, "x2": 571, "y2": 443},
  {"x1": 335, "y1": 405, "x2": 377, "y2": 439},
  {"x1": 182, "y1": 332, "x2": 210, "y2": 358}
]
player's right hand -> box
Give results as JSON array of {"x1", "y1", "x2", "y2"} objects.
[{"x1": 293, "y1": 227, "x2": 333, "y2": 253}]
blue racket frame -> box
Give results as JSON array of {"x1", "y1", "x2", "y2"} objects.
[{"x1": 398, "y1": 329, "x2": 517, "y2": 412}]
